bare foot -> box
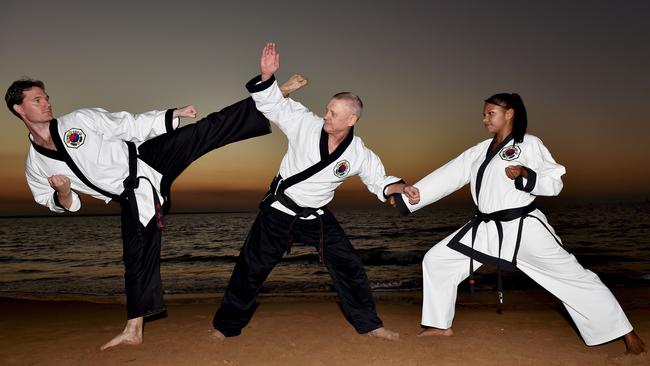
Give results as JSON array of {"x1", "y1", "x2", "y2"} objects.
[
  {"x1": 280, "y1": 74, "x2": 308, "y2": 97},
  {"x1": 100, "y1": 317, "x2": 143, "y2": 351},
  {"x1": 210, "y1": 329, "x2": 226, "y2": 341},
  {"x1": 417, "y1": 327, "x2": 454, "y2": 337},
  {"x1": 623, "y1": 331, "x2": 646, "y2": 355},
  {"x1": 367, "y1": 327, "x2": 399, "y2": 341}
]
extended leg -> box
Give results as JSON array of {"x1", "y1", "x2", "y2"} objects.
[
  {"x1": 419, "y1": 230, "x2": 480, "y2": 336},
  {"x1": 212, "y1": 207, "x2": 290, "y2": 337},
  {"x1": 516, "y1": 218, "x2": 637, "y2": 348},
  {"x1": 304, "y1": 211, "x2": 397, "y2": 340}
]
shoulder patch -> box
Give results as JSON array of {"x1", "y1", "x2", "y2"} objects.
[
  {"x1": 64, "y1": 128, "x2": 86, "y2": 149},
  {"x1": 499, "y1": 144, "x2": 521, "y2": 161},
  {"x1": 334, "y1": 160, "x2": 350, "y2": 178}
]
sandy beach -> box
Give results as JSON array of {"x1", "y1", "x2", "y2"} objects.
[{"x1": 1, "y1": 289, "x2": 647, "y2": 366}]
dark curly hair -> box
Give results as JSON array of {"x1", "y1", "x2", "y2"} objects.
[{"x1": 5, "y1": 78, "x2": 45, "y2": 119}]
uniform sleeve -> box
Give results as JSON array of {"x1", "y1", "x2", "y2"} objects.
[
  {"x1": 25, "y1": 163, "x2": 81, "y2": 213},
  {"x1": 75, "y1": 107, "x2": 179, "y2": 142},
  {"x1": 358, "y1": 146, "x2": 403, "y2": 203},
  {"x1": 245, "y1": 75, "x2": 322, "y2": 140},
  {"x1": 403, "y1": 144, "x2": 482, "y2": 213},
  {"x1": 515, "y1": 139, "x2": 565, "y2": 196}
]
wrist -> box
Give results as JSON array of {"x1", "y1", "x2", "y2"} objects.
[{"x1": 57, "y1": 189, "x2": 72, "y2": 199}]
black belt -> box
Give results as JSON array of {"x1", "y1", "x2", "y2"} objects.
[
  {"x1": 466, "y1": 203, "x2": 536, "y2": 305},
  {"x1": 49, "y1": 121, "x2": 163, "y2": 231},
  {"x1": 120, "y1": 142, "x2": 164, "y2": 231},
  {"x1": 262, "y1": 175, "x2": 326, "y2": 262}
]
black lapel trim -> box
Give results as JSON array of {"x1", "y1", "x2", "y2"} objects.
[
  {"x1": 281, "y1": 127, "x2": 354, "y2": 191},
  {"x1": 319, "y1": 128, "x2": 329, "y2": 160},
  {"x1": 29, "y1": 132, "x2": 65, "y2": 161},
  {"x1": 50, "y1": 119, "x2": 120, "y2": 200},
  {"x1": 475, "y1": 134, "x2": 514, "y2": 200},
  {"x1": 245, "y1": 74, "x2": 277, "y2": 93}
]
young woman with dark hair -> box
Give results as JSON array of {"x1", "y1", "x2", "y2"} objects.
[{"x1": 396, "y1": 93, "x2": 645, "y2": 354}]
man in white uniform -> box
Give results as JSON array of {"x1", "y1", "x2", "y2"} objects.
[
  {"x1": 212, "y1": 43, "x2": 406, "y2": 340},
  {"x1": 5, "y1": 78, "x2": 275, "y2": 349}
]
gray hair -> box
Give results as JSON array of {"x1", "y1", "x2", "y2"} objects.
[{"x1": 332, "y1": 92, "x2": 363, "y2": 119}]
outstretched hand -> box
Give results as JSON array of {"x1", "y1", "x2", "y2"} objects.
[
  {"x1": 260, "y1": 42, "x2": 280, "y2": 81},
  {"x1": 173, "y1": 105, "x2": 197, "y2": 119},
  {"x1": 386, "y1": 184, "x2": 420, "y2": 207}
]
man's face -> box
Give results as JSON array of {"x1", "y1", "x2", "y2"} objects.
[
  {"x1": 14, "y1": 87, "x2": 52, "y2": 124},
  {"x1": 323, "y1": 99, "x2": 357, "y2": 135}
]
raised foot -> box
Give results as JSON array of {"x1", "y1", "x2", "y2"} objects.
[
  {"x1": 210, "y1": 329, "x2": 226, "y2": 341},
  {"x1": 280, "y1": 74, "x2": 308, "y2": 97},
  {"x1": 623, "y1": 331, "x2": 646, "y2": 355},
  {"x1": 367, "y1": 327, "x2": 399, "y2": 341},
  {"x1": 417, "y1": 327, "x2": 454, "y2": 337}
]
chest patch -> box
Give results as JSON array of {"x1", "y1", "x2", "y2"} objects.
[
  {"x1": 64, "y1": 128, "x2": 86, "y2": 149},
  {"x1": 334, "y1": 160, "x2": 350, "y2": 178},
  {"x1": 499, "y1": 144, "x2": 521, "y2": 161}
]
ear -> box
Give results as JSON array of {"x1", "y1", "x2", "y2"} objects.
[
  {"x1": 13, "y1": 104, "x2": 24, "y2": 118},
  {"x1": 347, "y1": 114, "x2": 358, "y2": 127},
  {"x1": 505, "y1": 108, "x2": 515, "y2": 121}
]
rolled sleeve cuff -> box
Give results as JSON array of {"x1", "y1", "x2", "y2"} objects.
[
  {"x1": 382, "y1": 179, "x2": 405, "y2": 200},
  {"x1": 53, "y1": 191, "x2": 81, "y2": 212},
  {"x1": 165, "y1": 109, "x2": 180, "y2": 134},
  {"x1": 514, "y1": 167, "x2": 537, "y2": 193},
  {"x1": 246, "y1": 74, "x2": 276, "y2": 93}
]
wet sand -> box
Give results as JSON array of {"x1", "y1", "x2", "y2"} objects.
[{"x1": 1, "y1": 289, "x2": 647, "y2": 365}]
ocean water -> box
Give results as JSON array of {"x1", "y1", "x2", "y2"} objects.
[{"x1": 1, "y1": 202, "x2": 649, "y2": 300}]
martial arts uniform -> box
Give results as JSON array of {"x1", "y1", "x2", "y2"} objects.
[
  {"x1": 212, "y1": 75, "x2": 403, "y2": 337},
  {"x1": 399, "y1": 134, "x2": 633, "y2": 346},
  {"x1": 26, "y1": 98, "x2": 270, "y2": 319}
]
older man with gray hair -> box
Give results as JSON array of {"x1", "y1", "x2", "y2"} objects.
[{"x1": 212, "y1": 43, "x2": 417, "y2": 340}]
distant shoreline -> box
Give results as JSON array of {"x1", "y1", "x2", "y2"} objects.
[{"x1": 1, "y1": 196, "x2": 648, "y2": 219}]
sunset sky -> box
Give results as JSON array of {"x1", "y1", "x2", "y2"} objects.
[{"x1": 1, "y1": 0, "x2": 648, "y2": 215}]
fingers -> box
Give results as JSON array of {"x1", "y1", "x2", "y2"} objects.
[
  {"x1": 403, "y1": 186, "x2": 420, "y2": 205},
  {"x1": 504, "y1": 165, "x2": 521, "y2": 180},
  {"x1": 48, "y1": 175, "x2": 70, "y2": 190},
  {"x1": 388, "y1": 196, "x2": 396, "y2": 208},
  {"x1": 182, "y1": 105, "x2": 197, "y2": 118}
]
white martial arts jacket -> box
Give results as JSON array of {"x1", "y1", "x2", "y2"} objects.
[
  {"x1": 403, "y1": 134, "x2": 566, "y2": 267},
  {"x1": 247, "y1": 75, "x2": 402, "y2": 217},
  {"x1": 25, "y1": 108, "x2": 179, "y2": 226}
]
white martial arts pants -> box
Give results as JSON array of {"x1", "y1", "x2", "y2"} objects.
[{"x1": 421, "y1": 218, "x2": 633, "y2": 346}]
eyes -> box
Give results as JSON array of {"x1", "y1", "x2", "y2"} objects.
[{"x1": 32, "y1": 95, "x2": 49, "y2": 104}]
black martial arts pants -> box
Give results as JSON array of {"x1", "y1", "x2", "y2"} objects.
[
  {"x1": 212, "y1": 203, "x2": 383, "y2": 336},
  {"x1": 120, "y1": 97, "x2": 270, "y2": 319}
]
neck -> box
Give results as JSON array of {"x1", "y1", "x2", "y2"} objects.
[
  {"x1": 26, "y1": 120, "x2": 55, "y2": 150},
  {"x1": 327, "y1": 129, "x2": 350, "y2": 153},
  {"x1": 494, "y1": 129, "x2": 512, "y2": 145}
]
